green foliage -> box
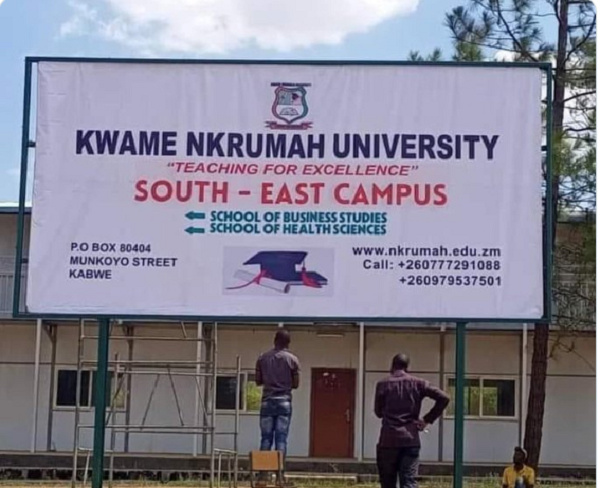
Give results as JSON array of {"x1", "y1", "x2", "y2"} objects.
[
  {"x1": 452, "y1": 40, "x2": 484, "y2": 61},
  {"x1": 408, "y1": 48, "x2": 443, "y2": 61},
  {"x1": 414, "y1": 0, "x2": 596, "y2": 468},
  {"x1": 445, "y1": 0, "x2": 556, "y2": 62},
  {"x1": 245, "y1": 380, "x2": 262, "y2": 412}
]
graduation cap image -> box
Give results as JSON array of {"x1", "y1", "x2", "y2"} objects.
[{"x1": 227, "y1": 251, "x2": 328, "y2": 294}]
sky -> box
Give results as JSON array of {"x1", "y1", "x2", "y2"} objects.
[
  {"x1": 0, "y1": 0, "x2": 561, "y2": 204},
  {"x1": 0, "y1": 0, "x2": 466, "y2": 204}
]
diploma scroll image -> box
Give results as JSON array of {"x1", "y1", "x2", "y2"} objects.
[{"x1": 225, "y1": 250, "x2": 329, "y2": 295}]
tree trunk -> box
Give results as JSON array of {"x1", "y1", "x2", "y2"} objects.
[
  {"x1": 551, "y1": 0, "x2": 569, "y2": 244},
  {"x1": 523, "y1": 323, "x2": 550, "y2": 469},
  {"x1": 523, "y1": 0, "x2": 569, "y2": 470}
]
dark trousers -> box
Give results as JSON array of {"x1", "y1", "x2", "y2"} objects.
[{"x1": 376, "y1": 446, "x2": 420, "y2": 488}]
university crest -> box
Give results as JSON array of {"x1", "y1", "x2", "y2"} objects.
[{"x1": 266, "y1": 82, "x2": 312, "y2": 130}]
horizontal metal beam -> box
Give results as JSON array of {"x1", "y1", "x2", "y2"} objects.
[
  {"x1": 81, "y1": 359, "x2": 212, "y2": 366},
  {"x1": 24, "y1": 56, "x2": 552, "y2": 70},
  {"x1": 79, "y1": 425, "x2": 215, "y2": 431},
  {"x1": 87, "y1": 369, "x2": 218, "y2": 377},
  {"x1": 12, "y1": 311, "x2": 551, "y2": 324},
  {"x1": 81, "y1": 335, "x2": 212, "y2": 342}
]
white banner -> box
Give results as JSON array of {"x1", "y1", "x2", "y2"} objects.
[{"x1": 27, "y1": 61, "x2": 543, "y2": 319}]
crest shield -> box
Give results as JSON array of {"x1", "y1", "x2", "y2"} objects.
[{"x1": 271, "y1": 86, "x2": 309, "y2": 125}]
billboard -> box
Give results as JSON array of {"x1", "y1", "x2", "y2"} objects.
[{"x1": 26, "y1": 61, "x2": 544, "y2": 320}]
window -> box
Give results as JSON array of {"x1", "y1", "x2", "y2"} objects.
[
  {"x1": 447, "y1": 378, "x2": 480, "y2": 416},
  {"x1": 446, "y1": 377, "x2": 515, "y2": 418},
  {"x1": 91, "y1": 371, "x2": 126, "y2": 409},
  {"x1": 56, "y1": 370, "x2": 91, "y2": 407},
  {"x1": 216, "y1": 373, "x2": 262, "y2": 412},
  {"x1": 482, "y1": 379, "x2": 515, "y2": 417},
  {"x1": 55, "y1": 369, "x2": 126, "y2": 409},
  {"x1": 245, "y1": 374, "x2": 262, "y2": 412},
  {"x1": 216, "y1": 376, "x2": 242, "y2": 410}
]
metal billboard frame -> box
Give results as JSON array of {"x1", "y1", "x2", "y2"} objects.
[
  {"x1": 13, "y1": 57, "x2": 553, "y2": 488},
  {"x1": 13, "y1": 57, "x2": 553, "y2": 324}
]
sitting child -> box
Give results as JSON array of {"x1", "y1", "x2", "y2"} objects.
[{"x1": 502, "y1": 447, "x2": 535, "y2": 488}]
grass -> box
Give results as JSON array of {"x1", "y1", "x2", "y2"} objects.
[{"x1": 0, "y1": 479, "x2": 596, "y2": 488}]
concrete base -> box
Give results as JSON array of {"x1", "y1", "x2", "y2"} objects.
[{"x1": 0, "y1": 452, "x2": 594, "y2": 480}]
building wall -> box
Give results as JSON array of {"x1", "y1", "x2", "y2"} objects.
[
  {"x1": 0, "y1": 213, "x2": 30, "y2": 257},
  {"x1": 216, "y1": 327, "x2": 360, "y2": 458},
  {"x1": 0, "y1": 322, "x2": 49, "y2": 451},
  {"x1": 534, "y1": 336, "x2": 596, "y2": 466},
  {"x1": 0, "y1": 214, "x2": 30, "y2": 316},
  {"x1": 0, "y1": 321, "x2": 595, "y2": 466},
  {"x1": 363, "y1": 330, "x2": 441, "y2": 461}
]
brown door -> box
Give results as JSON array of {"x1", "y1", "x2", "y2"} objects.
[{"x1": 310, "y1": 368, "x2": 356, "y2": 458}]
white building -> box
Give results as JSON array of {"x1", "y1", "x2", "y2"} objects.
[{"x1": 0, "y1": 208, "x2": 595, "y2": 472}]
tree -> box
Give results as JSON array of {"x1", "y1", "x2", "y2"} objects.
[
  {"x1": 444, "y1": 0, "x2": 596, "y2": 469},
  {"x1": 408, "y1": 48, "x2": 444, "y2": 61},
  {"x1": 452, "y1": 39, "x2": 485, "y2": 61},
  {"x1": 407, "y1": 39, "x2": 484, "y2": 62},
  {"x1": 550, "y1": 36, "x2": 595, "y2": 371}
]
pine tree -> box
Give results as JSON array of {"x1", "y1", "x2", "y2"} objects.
[{"x1": 444, "y1": 0, "x2": 596, "y2": 468}]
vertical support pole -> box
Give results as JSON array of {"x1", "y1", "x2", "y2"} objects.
[
  {"x1": 202, "y1": 325, "x2": 212, "y2": 455},
  {"x1": 544, "y1": 64, "x2": 554, "y2": 323},
  {"x1": 92, "y1": 318, "x2": 110, "y2": 488},
  {"x1": 357, "y1": 322, "x2": 365, "y2": 461},
  {"x1": 13, "y1": 58, "x2": 33, "y2": 318},
  {"x1": 109, "y1": 353, "x2": 118, "y2": 488},
  {"x1": 210, "y1": 322, "x2": 218, "y2": 488},
  {"x1": 124, "y1": 325, "x2": 134, "y2": 453},
  {"x1": 31, "y1": 318, "x2": 42, "y2": 452},
  {"x1": 438, "y1": 324, "x2": 446, "y2": 462},
  {"x1": 72, "y1": 320, "x2": 85, "y2": 488},
  {"x1": 46, "y1": 324, "x2": 57, "y2": 451},
  {"x1": 520, "y1": 323, "x2": 528, "y2": 444},
  {"x1": 453, "y1": 322, "x2": 467, "y2": 488},
  {"x1": 234, "y1": 356, "x2": 241, "y2": 488},
  {"x1": 193, "y1": 321, "x2": 203, "y2": 457}
]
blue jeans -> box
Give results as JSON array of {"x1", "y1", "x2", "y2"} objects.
[{"x1": 259, "y1": 396, "x2": 292, "y2": 458}]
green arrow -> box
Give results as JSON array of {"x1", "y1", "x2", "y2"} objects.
[
  {"x1": 185, "y1": 226, "x2": 205, "y2": 235},
  {"x1": 186, "y1": 211, "x2": 206, "y2": 220}
]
